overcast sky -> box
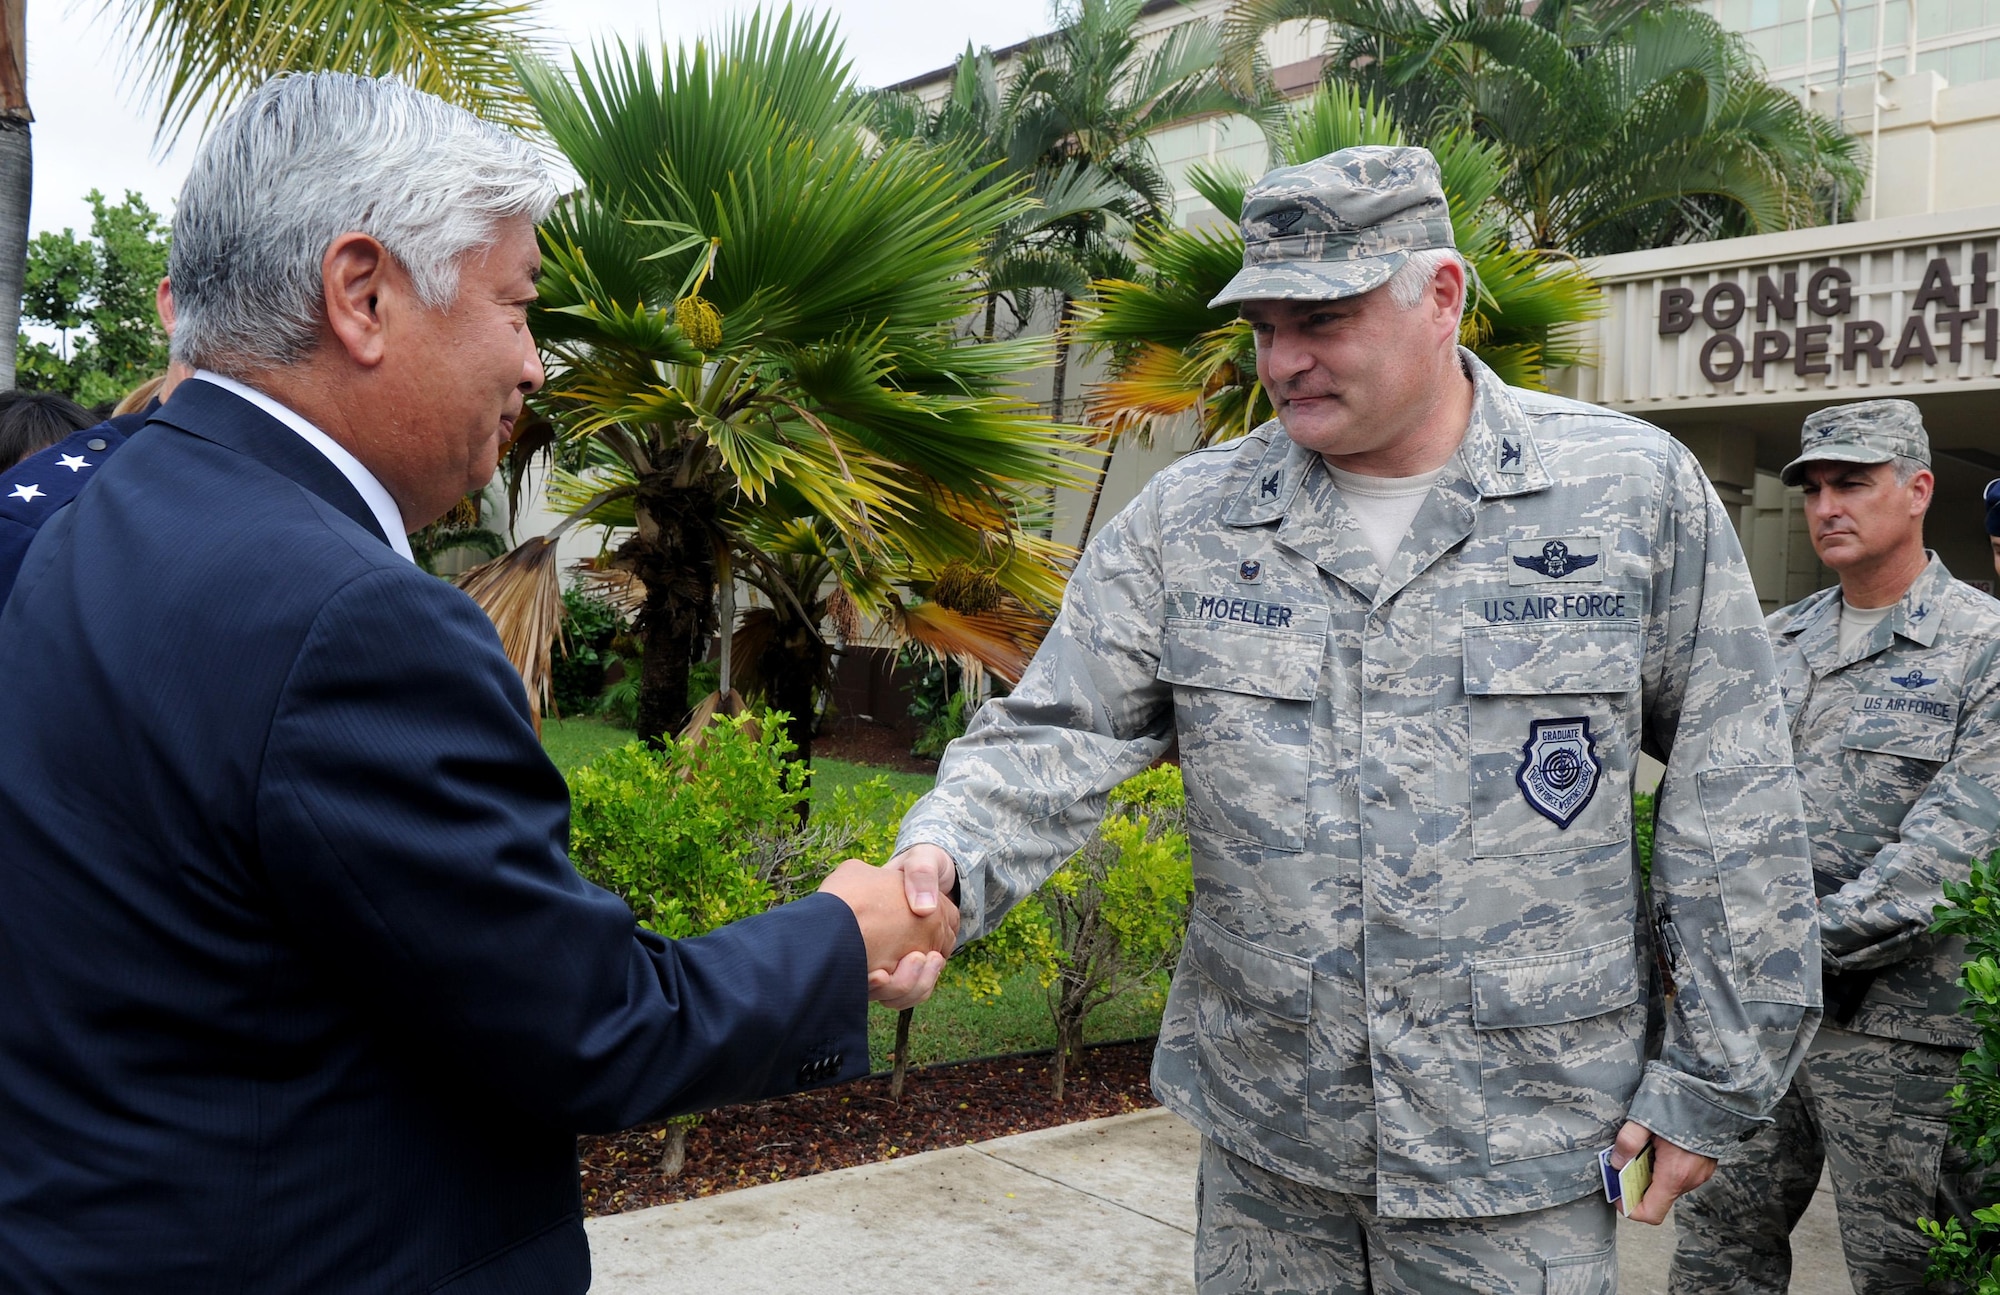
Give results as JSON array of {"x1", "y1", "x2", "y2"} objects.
[{"x1": 25, "y1": 0, "x2": 1059, "y2": 239}]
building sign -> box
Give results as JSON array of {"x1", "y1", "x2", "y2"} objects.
[
  {"x1": 1657, "y1": 256, "x2": 1999, "y2": 383},
  {"x1": 1564, "y1": 209, "x2": 2000, "y2": 413}
]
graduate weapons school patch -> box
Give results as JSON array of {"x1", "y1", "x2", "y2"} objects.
[{"x1": 1516, "y1": 717, "x2": 1602, "y2": 829}]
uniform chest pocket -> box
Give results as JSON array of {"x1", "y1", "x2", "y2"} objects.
[
  {"x1": 1842, "y1": 703, "x2": 1954, "y2": 762},
  {"x1": 1159, "y1": 615, "x2": 1323, "y2": 851},
  {"x1": 1461, "y1": 620, "x2": 1639, "y2": 858}
]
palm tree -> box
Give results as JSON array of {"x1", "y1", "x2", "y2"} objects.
[
  {"x1": 0, "y1": 0, "x2": 548, "y2": 388},
  {"x1": 1072, "y1": 82, "x2": 1603, "y2": 482},
  {"x1": 868, "y1": 46, "x2": 1129, "y2": 346},
  {"x1": 1000, "y1": 0, "x2": 1274, "y2": 422},
  {"x1": 1221, "y1": 0, "x2": 1865, "y2": 255},
  {"x1": 483, "y1": 10, "x2": 1086, "y2": 747}
]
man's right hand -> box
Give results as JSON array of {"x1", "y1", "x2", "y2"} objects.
[
  {"x1": 818, "y1": 858, "x2": 959, "y2": 1008},
  {"x1": 891, "y1": 843, "x2": 958, "y2": 918}
]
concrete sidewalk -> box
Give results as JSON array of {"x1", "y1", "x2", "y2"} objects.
[{"x1": 585, "y1": 1109, "x2": 1855, "y2": 1293}]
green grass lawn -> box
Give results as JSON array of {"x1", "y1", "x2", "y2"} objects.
[
  {"x1": 541, "y1": 718, "x2": 938, "y2": 810},
  {"x1": 865, "y1": 970, "x2": 1168, "y2": 1072},
  {"x1": 541, "y1": 716, "x2": 633, "y2": 777},
  {"x1": 542, "y1": 718, "x2": 1163, "y2": 1066}
]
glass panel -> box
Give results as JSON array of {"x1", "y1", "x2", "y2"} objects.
[
  {"x1": 1850, "y1": 6, "x2": 1878, "y2": 52},
  {"x1": 1949, "y1": 37, "x2": 1984, "y2": 79},
  {"x1": 1811, "y1": 12, "x2": 1840, "y2": 55},
  {"x1": 1987, "y1": 33, "x2": 2000, "y2": 66},
  {"x1": 1919, "y1": 0, "x2": 1950, "y2": 35},
  {"x1": 1953, "y1": 0, "x2": 1986, "y2": 29},
  {"x1": 1752, "y1": 0, "x2": 1782, "y2": 26},
  {"x1": 1748, "y1": 25, "x2": 1784, "y2": 60},
  {"x1": 1780, "y1": 18, "x2": 1810, "y2": 59},
  {"x1": 1989, "y1": 0, "x2": 2000, "y2": 24},
  {"x1": 1916, "y1": 45, "x2": 1951, "y2": 74},
  {"x1": 1884, "y1": 0, "x2": 1909, "y2": 42},
  {"x1": 1722, "y1": 0, "x2": 1754, "y2": 27},
  {"x1": 1780, "y1": 0, "x2": 1807, "y2": 21}
]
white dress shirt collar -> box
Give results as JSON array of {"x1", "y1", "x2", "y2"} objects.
[{"x1": 191, "y1": 370, "x2": 414, "y2": 562}]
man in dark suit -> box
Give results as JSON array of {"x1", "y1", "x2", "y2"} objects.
[{"x1": 0, "y1": 73, "x2": 955, "y2": 1294}]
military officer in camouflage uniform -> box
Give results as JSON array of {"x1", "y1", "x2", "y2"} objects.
[
  {"x1": 1669, "y1": 400, "x2": 1997, "y2": 1295},
  {"x1": 892, "y1": 147, "x2": 1821, "y2": 1293}
]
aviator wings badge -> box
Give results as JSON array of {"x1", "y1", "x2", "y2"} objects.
[
  {"x1": 1516, "y1": 717, "x2": 1603, "y2": 829},
  {"x1": 1514, "y1": 539, "x2": 1599, "y2": 580}
]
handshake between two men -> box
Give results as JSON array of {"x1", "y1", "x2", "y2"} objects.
[{"x1": 818, "y1": 853, "x2": 962, "y2": 1012}]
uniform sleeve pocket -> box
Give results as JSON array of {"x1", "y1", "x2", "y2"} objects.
[
  {"x1": 1698, "y1": 765, "x2": 1817, "y2": 1006},
  {"x1": 1462, "y1": 622, "x2": 1641, "y2": 695},
  {"x1": 1471, "y1": 938, "x2": 1644, "y2": 1163}
]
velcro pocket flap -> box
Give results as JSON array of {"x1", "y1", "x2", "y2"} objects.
[
  {"x1": 1843, "y1": 706, "x2": 1953, "y2": 762},
  {"x1": 1462, "y1": 622, "x2": 1641, "y2": 696},
  {"x1": 1160, "y1": 615, "x2": 1323, "y2": 701},
  {"x1": 1471, "y1": 937, "x2": 1639, "y2": 1030},
  {"x1": 1893, "y1": 1076, "x2": 1959, "y2": 1111},
  {"x1": 1187, "y1": 910, "x2": 1312, "y2": 1022}
]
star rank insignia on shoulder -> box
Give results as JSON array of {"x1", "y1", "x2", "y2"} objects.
[{"x1": 1, "y1": 424, "x2": 119, "y2": 524}]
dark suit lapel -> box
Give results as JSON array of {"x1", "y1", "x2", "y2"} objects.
[{"x1": 148, "y1": 378, "x2": 391, "y2": 546}]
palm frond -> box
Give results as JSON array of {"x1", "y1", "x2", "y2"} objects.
[
  {"x1": 453, "y1": 537, "x2": 565, "y2": 733},
  {"x1": 110, "y1": 0, "x2": 550, "y2": 145}
]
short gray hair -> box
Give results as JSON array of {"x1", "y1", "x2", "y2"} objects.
[
  {"x1": 170, "y1": 73, "x2": 559, "y2": 372},
  {"x1": 1383, "y1": 247, "x2": 1470, "y2": 324},
  {"x1": 1891, "y1": 455, "x2": 1928, "y2": 485}
]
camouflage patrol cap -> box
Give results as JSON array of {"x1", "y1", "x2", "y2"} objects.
[
  {"x1": 1208, "y1": 145, "x2": 1456, "y2": 308},
  {"x1": 1780, "y1": 398, "x2": 1931, "y2": 486}
]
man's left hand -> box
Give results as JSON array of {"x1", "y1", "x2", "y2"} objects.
[{"x1": 1611, "y1": 1120, "x2": 1715, "y2": 1225}]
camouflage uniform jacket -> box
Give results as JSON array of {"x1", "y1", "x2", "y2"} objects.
[
  {"x1": 896, "y1": 351, "x2": 1822, "y2": 1219},
  {"x1": 1769, "y1": 555, "x2": 2000, "y2": 1049}
]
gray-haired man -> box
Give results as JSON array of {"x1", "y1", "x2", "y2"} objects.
[
  {"x1": 1670, "y1": 400, "x2": 2000, "y2": 1295},
  {"x1": 891, "y1": 146, "x2": 1823, "y2": 1292},
  {"x1": 0, "y1": 73, "x2": 953, "y2": 1292}
]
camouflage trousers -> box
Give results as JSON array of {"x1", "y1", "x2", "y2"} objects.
[
  {"x1": 1667, "y1": 1023, "x2": 1979, "y2": 1295},
  {"x1": 1195, "y1": 1139, "x2": 1618, "y2": 1294}
]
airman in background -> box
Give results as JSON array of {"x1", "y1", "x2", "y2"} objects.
[{"x1": 1669, "y1": 399, "x2": 1999, "y2": 1295}]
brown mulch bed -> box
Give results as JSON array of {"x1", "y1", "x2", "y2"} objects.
[
  {"x1": 579, "y1": 1038, "x2": 1160, "y2": 1216},
  {"x1": 811, "y1": 717, "x2": 939, "y2": 775}
]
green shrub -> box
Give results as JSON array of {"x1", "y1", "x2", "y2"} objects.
[
  {"x1": 956, "y1": 763, "x2": 1194, "y2": 1099},
  {"x1": 1923, "y1": 849, "x2": 2000, "y2": 1291},
  {"x1": 550, "y1": 585, "x2": 625, "y2": 718},
  {"x1": 565, "y1": 713, "x2": 921, "y2": 1168}
]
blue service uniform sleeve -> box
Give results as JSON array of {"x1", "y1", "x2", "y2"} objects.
[{"x1": 255, "y1": 568, "x2": 869, "y2": 1131}]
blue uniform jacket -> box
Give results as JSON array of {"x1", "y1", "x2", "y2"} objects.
[
  {"x1": 0, "y1": 379, "x2": 869, "y2": 1293},
  {"x1": 0, "y1": 407, "x2": 145, "y2": 606}
]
